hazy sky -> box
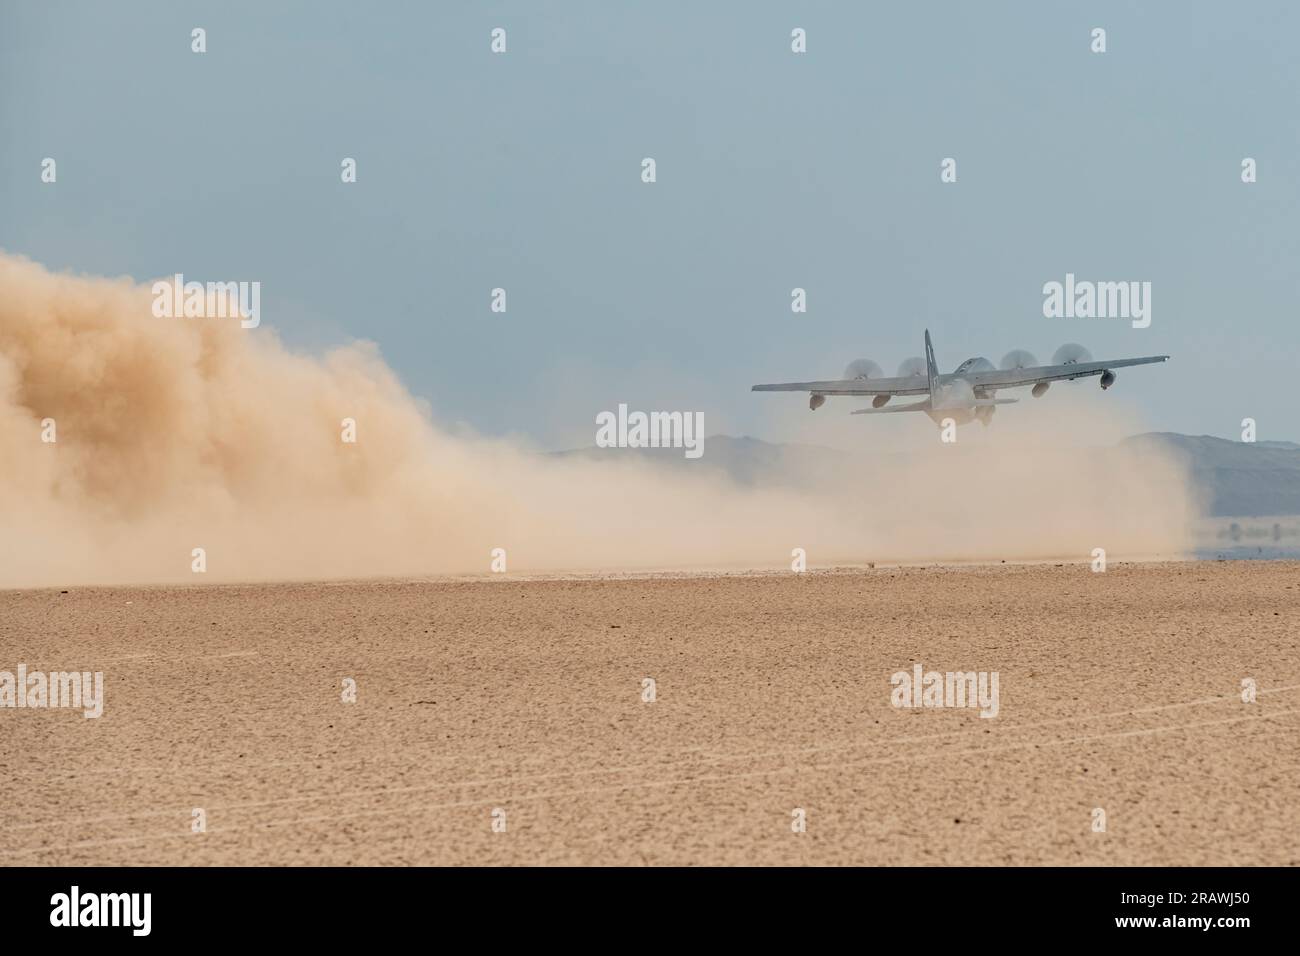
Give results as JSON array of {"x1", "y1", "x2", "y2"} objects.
[{"x1": 2, "y1": 1, "x2": 1297, "y2": 448}]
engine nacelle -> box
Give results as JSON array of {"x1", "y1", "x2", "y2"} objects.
[
  {"x1": 872, "y1": 394, "x2": 890, "y2": 408},
  {"x1": 1099, "y1": 369, "x2": 1116, "y2": 390},
  {"x1": 1032, "y1": 382, "x2": 1050, "y2": 398},
  {"x1": 810, "y1": 393, "x2": 826, "y2": 411}
]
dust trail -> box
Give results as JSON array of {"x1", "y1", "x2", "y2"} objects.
[{"x1": 0, "y1": 253, "x2": 1198, "y2": 587}]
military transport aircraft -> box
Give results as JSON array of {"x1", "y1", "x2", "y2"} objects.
[{"x1": 752, "y1": 330, "x2": 1168, "y2": 426}]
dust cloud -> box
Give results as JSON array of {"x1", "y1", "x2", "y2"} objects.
[{"x1": 0, "y1": 253, "x2": 1199, "y2": 587}]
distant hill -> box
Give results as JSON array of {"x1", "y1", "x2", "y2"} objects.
[
  {"x1": 553, "y1": 432, "x2": 1300, "y2": 518},
  {"x1": 1121, "y1": 433, "x2": 1300, "y2": 517}
]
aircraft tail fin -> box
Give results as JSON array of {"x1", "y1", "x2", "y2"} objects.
[{"x1": 924, "y1": 329, "x2": 939, "y2": 396}]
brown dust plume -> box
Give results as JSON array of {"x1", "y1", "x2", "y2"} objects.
[{"x1": 0, "y1": 253, "x2": 1199, "y2": 587}]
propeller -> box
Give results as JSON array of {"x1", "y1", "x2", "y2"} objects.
[
  {"x1": 843, "y1": 358, "x2": 883, "y2": 380},
  {"x1": 999, "y1": 349, "x2": 1038, "y2": 370},
  {"x1": 1052, "y1": 343, "x2": 1093, "y2": 366},
  {"x1": 897, "y1": 356, "x2": 926, "y2": 377}
]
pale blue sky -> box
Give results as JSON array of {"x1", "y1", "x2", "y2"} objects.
[{"x1": 2, "y1": 1, "x2": 1297, "y2": 447}]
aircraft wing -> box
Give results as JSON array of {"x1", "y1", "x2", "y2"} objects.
[
  {"x1": 751, "y1": 375, "x2": 929, "y2": 397},
  {"x1": 962, "y1": 355, "x2": 1169, "y2": 390}
]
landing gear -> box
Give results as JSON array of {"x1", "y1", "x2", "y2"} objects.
[{"x1": 975, "y1": 405, "x2": 995, "y2": 426}]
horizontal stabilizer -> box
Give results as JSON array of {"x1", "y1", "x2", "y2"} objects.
[{"x1": 849, "y1": 401, "x2": 932, "y2": 415}]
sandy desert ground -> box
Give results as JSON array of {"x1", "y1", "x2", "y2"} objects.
[{"x1": 2, "y1": 560, "x2": 1297, "y2": 866}]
